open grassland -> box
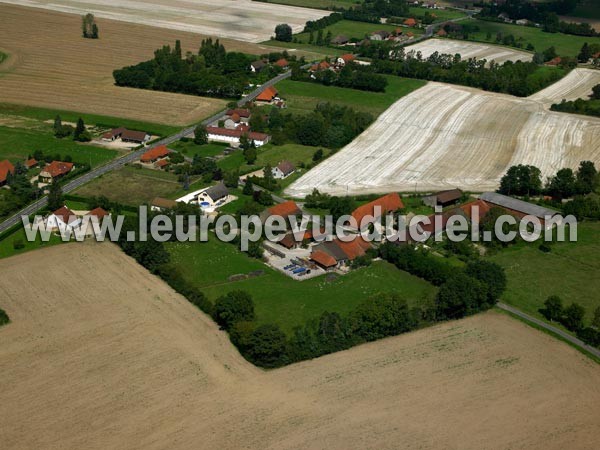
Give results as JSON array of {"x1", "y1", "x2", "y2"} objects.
[
  {"x1": 74, "y1": 166, "x2": 183, "y2": 206},
  {"x1": 405, "y1": 38, "x2": 533, "y2": 64},
  {"x1": 167, "y1": 238, "x2": 436, "y2": 334},
  {"x1": 0, "y1": 243, "x2": 599, "y2": 449},
  {"x1": 217, "y1": 143, "x2": 319, "y2": 174},
  {"x1": 0, "y1": 5, "x2": 288, "y2": 126},
  {"x1": 294, "y1": 20, "x2": 417, "y2": 43},
  {"x1": 490, "y1": 222, "x2": 600, "y2": 323},
  {"x1": 529, "y1": 68, "x2": 600, "y2": 106},
  {"x1": 0, "y1": 0, "x2": 326, "y2": 43},
  {"x1": 277, "y1": 76, "x2": 427, "y2": 116},
  {"x1": 286, "y1": 80, "x2": 600, "y2": 197},
  {"x1": 0, "y1": 125, "x2": 117, "y2": 167},
  {"x1": 464, "y1": 18, "x2": 600, "y2": 57}
]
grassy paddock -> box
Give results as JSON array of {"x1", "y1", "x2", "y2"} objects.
[
  {"x1": 489, "y1": 221, "x2": 600, "y2": 323},
  {"x1": 170, "y1": 141, "x2": 229, "y2": 159},
  {"x1": 0, "y1": 226, "x2": 64, "y2": 260},
  {"x1": 263, "y1": 40, "x2": 347, "y2": 59},
  {"x1": 463, "y1": 19, "x2": 600, "y2": 57},
  {"x1": 277, "y1": 76, "x2": 427, "y2": 116},
  {"x1": 218, "y1": 143, "x2": 320, "y2": 174},
  {"x1": 294, "y1": 20, "x2": 414, "y2": 43},
  {"x1": 0, "y1": 125, "x2": 117, "y2": 167},
  {"x1": 74, "y1": 165, "x2": 183, "y2": 205},
  {"x1": 167, "y1": 238, "x2": 437, "y2": 334}
]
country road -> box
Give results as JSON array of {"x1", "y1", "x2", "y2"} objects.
[
  {"x1": 0, "y1": 70, "x2": 293, "y2": 234},
  {"x1": 497, "y1": 302, "x2": 600, "y2": 359}
]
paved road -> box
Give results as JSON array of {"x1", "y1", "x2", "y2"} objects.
[
  {"x1": 0, "y1": 70, "x2": 294, "y2": 234},
  {"x1": 497, "y1": 302, "x2": 600, "y2": 359}
]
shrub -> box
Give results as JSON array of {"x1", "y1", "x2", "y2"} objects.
[
  {"x1": 214, "y1": 290, "x2": 255, "y2": 330},
  {"x1": 0, "y1": 308, "x2": 9, "y2": 326}
]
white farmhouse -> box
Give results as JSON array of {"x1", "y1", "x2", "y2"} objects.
[{"x1": 272, "y1": 161, "x2": 296, "y2": 179}]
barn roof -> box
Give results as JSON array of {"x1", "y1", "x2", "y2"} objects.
[{"x1": 479, "y1": 192, "x2": 558, "y2": 219}]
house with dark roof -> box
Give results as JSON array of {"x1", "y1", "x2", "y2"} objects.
[
  {"x1": 479, "y1": 192, "x2": 560, "y2": 226},
  {"x1": 196, "y1": 183, "x2": 230, "y2": 208},
  {"x1": 272, "y1": 161, "x2": 296, "y2": 179},
  {"x1": 150, "y1": 197, "x2": 178, "y2": 211},
  {"x1": 121, "y1": 129, "x2": 150, "y2": 144},
  {"x1": 331, "y1": 35, "x2": 349, "y2": 45},
  {"x1": 0, "y1": 159, "x2": 15, "y2": 187},
  {"x1": 422, "y1": 188, "x2": 463, "y2": 208},
  {"x1": 101, "y1": 127, "x2": 126, "y2": 141},
  {"x1": 250, "y1": 60, "x2": 267, "y2": 73},
  {"x1": 38, "y1": 161, "x2": 74, "y2": 184},
  {"x1": 370, "y1": 30, "x2": 391, "y2": 41}
]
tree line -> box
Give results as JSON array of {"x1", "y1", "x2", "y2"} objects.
[
  {"x1": 367, "y1": 44, "x2": 565, "y2": 97},
  {"x1": 293, "y1": 61, "x2": 388, "y2": 92},
  {"x1": 551, "y1": 83, "x2": 600, "y2": 118},
  {"x1": 541, "y1": 296, "x2": 600, "y2": 349}
]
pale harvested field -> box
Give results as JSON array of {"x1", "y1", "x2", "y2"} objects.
[
  {"x1": 529, "y1": 68, "x2": 600, "y2": 106},
  {"x1": 0, "y1": 243, "x2": 599, "y2": 449},
  {"x1": 286, "y1": 81, "x2": 600, "y2": 196},
  {"x1": 0, "y1": 5, "x2": 281, "y2": 126},
  {"x1": 0, "y1": 0, "x2": 326, "y2": 43},
  {"x1": 405, "y1": 38, "x2": 533, "y2": 64}
]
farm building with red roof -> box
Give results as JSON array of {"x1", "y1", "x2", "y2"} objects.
[
  {"x1": 351, "y1": 193, "x2": 404, "y2": 230},
  {"x1": 256, "y1": 86, "x2": 278, "y2": 103},
  {"x1": 38, "y1": 161, "x2": 73, "y2": 183},
  {"x1": 140, "y1": 145, "x2": 169, "y2": 163},
  {"x1": 0, "y1": 159, "x2": 15, "y2": 186}
]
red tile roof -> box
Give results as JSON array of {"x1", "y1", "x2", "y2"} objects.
[
  {"x1": 101, "y1": 127, "x2": 125, "y2": 139},
  {"x1": 436, "y1": 28, "x2": 447, "y2": 36},
  {"x1": 41, "y1": 161, "x2": 73, "y2": 178},
  {"x1": 141, "y1": 145, "x2": 169, "y2": 163},
  {"x1": 88, "y1": 207, "x2": 109, "y2": 219},
  {"x1": 545, "y1": 57, "x2": 562, "y2": 66},
  {"x1": 0, "y1": 159, "x2": 15, "y2": 184},
  {"x1": 256, "y1": 86, "x2": 278, "y2": 102},
  {"x1": 154, "y1": 159, "x2": 170, "y2": 168},
  {"x1": 52, "y1": 206, "x2": 78, "y2": 225},
  {"x1": 207, "y1": 127, "x2": 268, "y2": 142},
  {"x1": 420, "y1": 199, "x2": 492, "y2": 235},
  {"x1": 226, "y1": 108, "x2": 251, "y2": 118},
  {"x1": 25, "y1": 158, "x2": 38, "y2": 168},
  {"x1": 339, "y1": 54, "x2": 355, "y2": 63},
  {"x1": 311, "y1": 250, "x2": 337, "y2": 268},
  {"x1": 404, "y1": 18, "x2": 417, "y2": 26},
  {"x1": 351, "y1": 193, "x2": 404, "y2": 228},
  {"x1": 274, "y1": 58, "x2": 289, "y2": 68},
  {"x1": 267, "y1": 200, "x2": 302, "y2": 217}
]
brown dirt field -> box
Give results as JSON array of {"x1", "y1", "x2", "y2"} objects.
[
  {"x1": 0, "y1": 5, "x2": 279, "y2": 126},
  {"x1": 0, "y1": 242, "x2": 599, "y2": 450}
]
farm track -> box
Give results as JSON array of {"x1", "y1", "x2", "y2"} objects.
[{"x1": 0, "y1": 243, "x2": 599, "y2": 449}]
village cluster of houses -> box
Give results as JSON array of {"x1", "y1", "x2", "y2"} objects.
[
  {"x1": 43, "y1": 204, "x2": 110, "y2": 234},
  {"x1": 0, "y1": 158, "x2": 75, "y2": 188}
]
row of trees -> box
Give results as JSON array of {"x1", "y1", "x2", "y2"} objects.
[
  {"x1": 498, "y1": 161, "x2": 598, "y2": 199},
  {"x1": 82, "y1": 13, "x2": 99, "y2": 39},
  {"x1": 53, "y1": 115, "x2": 91, "y2": 142},
  {"x1": 369, "y1": 46, "x2": 565, "y2": 97},
  {"x1": 551, "y1": 83, "x2": 600, "y2": 118},
  {"x1": 294, "y1": 62, "x2": 388, "y2": 92},
  {"x1": 541, "y1": 296, "x2": 600, "y2": 348}
]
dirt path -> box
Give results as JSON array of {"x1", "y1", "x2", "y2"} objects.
[{"x1": 0, "y1": 243, "x2": 599, "y2": 449}]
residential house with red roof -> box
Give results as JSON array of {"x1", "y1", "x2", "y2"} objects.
[
  {"x1": 0, "y1": 159, "x2": 15, "y2": 187},
  {"x1": 404, "y1": 18, "x2": 417, "y2": 27},
  {"x1": 38, "y1": 161, "x2": 74, "y2": 184},
  {"x1": 206, "y1": 126, "x2": 270, "y2": 147},
  {"x1": 140, "y1": 145, "x2": 169, "y2": 163},
  {"x1": 46, "y1": 206, "x2": 81, "y2": 231},
  {"x1": 336, "y1": 53, "x2": 356, "y2": 66},
  {"x1": 255, "y1": 86, "x2": 279, "y2": 103},
  {"x1": 350, "y1": 192, "x2": 404, "y2": 231}
]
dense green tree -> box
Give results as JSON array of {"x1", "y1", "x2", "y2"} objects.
[
  {"x1": 0, "y1": 308, "x2": 9, "y2": 327},
  {"x1": 214, "y1": 290, "x2": 255, "y2": 330},
  {"x1": 243, "y1": 146, "x2": 257, "y2": 164},
  {"x1": 193, "y1": 124, "x2": 208, "y2": 145},
  {"x1": 546, "y1": 168, "x2": 576, "y2": 199},
  {"x1": 82, "y1": 13, "x2": 98, "y2": 39},
  {"x1": 578, "y1": 42, "x2": 592, "y2": 62},
  {"x1": 47, "y1": 181, "x2": 63, "y2": 211},
  {"x1": 498, "y1": 164, "x2": 542, "y2": 196},
  {"x1": 575, "y1": 160, "x2": 598, "y2": 195},
  {"x1": 73, "y1": 117, "x2": 91, "y2": 142},
  {"x1": 541, "y1": 295, "x2": 563, "y2": 321},
  {"x1": 312, "y1": 148, "x2": 324, "y2": 162},
  {"x1": 592, "y1": 306, "x2": 600, "y2": 330},
  {"x1": 435, "y1": 273, "x2": 488, "y2": 320},
  {"x1": 465, "y1": 260, "x2": 506, "y2": 304},
  {"x1": 350, "y1": 293, "x2": 417, "y2": 341},
  {"x1": 274, "y1": 24, "x2": 293, "y2": 42},
  {"x1": 246, "y1": 323, "x2": 287, "y2": 367},
  {"x1": 562, "y1": 302, "x2": 586, "y2": 332},
  {"x1": 242, "y1": 178, "x2": 254, "y2": 196}
]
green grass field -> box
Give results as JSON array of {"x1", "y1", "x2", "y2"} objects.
[
  {"x1": 74, "y1": 165, "x2": 184, "y2": 205},
  {"x1": 167, "y1": 238, "x2": 437, "y2": 334},
  {"x1": 277, "y1": 76, "x2": 427, "y2": 116},
  {"x1": 218, "y1": 143, "x2": 319, "y2": 174},
  {"x1": 170, "y1": 141, "x2": 229, "y2": 159},
  {"x1": 0, "y1": 125, "x2": 117, "y2": 167},
  {"x1": 489, "y1": 221, "x2": 600, "y2": 324},
  {"x1": 464, "y1": 19, "x2": 600, "y2": 56},
  {"x1": 0, "y1": 226, "x2": 64, "y2": 260},
  {"x1": 264, "y1": 40, "x2": 347, "y2": 59},
  {"x1": 406, "y1": 6, "x2": 466, "y2": 22}
]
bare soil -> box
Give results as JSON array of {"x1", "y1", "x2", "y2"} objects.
[
  {"x1": 0, "y1": 5, "x2": 279, "y2": 126},
  {"x1": 0, "y1": 243, "x2": 599, "y2": 449}
]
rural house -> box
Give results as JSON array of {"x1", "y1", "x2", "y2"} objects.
[
  {"x1": 140, "y1": 145, "x2": 170, "y2": 163},
  {"x1": 224, "y1": 109, "x2": 251, "y2": 129},
  {"x1": 422, "y1": 188, "x2": 463, "y2": 208},
  {"x1": 350, "y1": 192, "x2": 404, "y2": 231},
  {"x1": 196, "y1": 183, "x2": 230, "y2": 208},
  {"x1": 101, "y1": 127, "x2": 126, "y2": 141},
  {"x1": 479, "y1": 192, "x2": 560, "y2": 227},
  {"x1": 250, "y1": 60, "x2": 266, "y2": 72},
  {"x1": 25, "y1": 158, "x2": 38, "y2": 170},
  {"x1": 274, "y1": 58, "x2": 289, "y2": 69},
  {"x1": 121, "y1": 129, "x2": 150, "y2": 144},
  {"x1": 331, "y1": 35, "x2": 349, "y2": 45},
  {"x1": 336, "y1": 54, "x2": 356, "y2": 66},
  {"x1": 0, "y1": 159, "x2": 15, "y2": 187},
  {"x1": 150, "y1": 197, "x2": 178, "y2": 212},
  {"x1": 46, "y1": 205, "x2": 81, "y2": 231},
  {"x1": 255, "y1": 86, "x2": 279, "y2": 104},
  {"x1": 370, "y1": 30, "x2": 391, "y2": 41},
  {"x1": 272, "y1": 161, "x2": 296, "y2": 179},
  {"x1": 419, "y1": 199, "x2": 492, "y2": 239},
  {"x1": 403, "y1": 18, "x2": 417, "y2": 27},
  {"x1": 310, "y1": 237, "x2": 371, "y2": 269},
  {"x1": 261, "y1": 200, "x2": 303, "y2": 223},
  {"x1": 310, "y1": 60, "x2": 331, "y2": 72},
  {"x1": 206, "y1": 127, "x2": 270, "y2": 147},
  {"x1": 38, "y1": 161, "x2": 74, "y2": 184}
]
